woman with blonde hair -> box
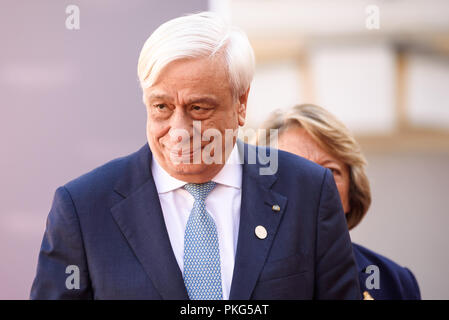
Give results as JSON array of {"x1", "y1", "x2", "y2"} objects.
[{"x1": 258, "y1": 104, "x2": 421, "y2": 300}]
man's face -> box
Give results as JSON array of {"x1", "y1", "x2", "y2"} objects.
[{"x1": 143, "y1": 56, "x2": 247, "y2": 183}]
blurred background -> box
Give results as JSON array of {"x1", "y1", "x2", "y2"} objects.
[{"x1": 1, "y1": 0, "x2": 448, "y2": 299}]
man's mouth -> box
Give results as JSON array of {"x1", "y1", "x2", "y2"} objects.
[{"x1": 166, "y1": 145, "x2": 203, "y2": 158}]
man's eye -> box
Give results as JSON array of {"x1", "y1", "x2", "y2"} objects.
[
  {"x1": 155, "y1": 104, "x2": 167, "y2": 110},
  {"x1": 192, "y1": 105, "x2": 202, "y2": 111}
]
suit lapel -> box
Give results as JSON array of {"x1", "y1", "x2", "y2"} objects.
[
  {"x1": 111, "y1": 144, "x2": 188, "y2": 300},
  {"x1": 109, "y1": 142, "x2": 288, "y2": 300},
  {"x1": 229, "y1": 142, "x2": 288, "y2": 299}
]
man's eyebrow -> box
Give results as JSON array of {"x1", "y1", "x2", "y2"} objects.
[
  {"x1": 146, "y1": 93, "x2": 219, "y2": 106},
  {"x1": 185, "y1": 96, "x2": 219, "y2": 106}
]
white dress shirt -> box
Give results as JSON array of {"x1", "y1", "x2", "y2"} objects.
[{"x1": 151, "y1": 144, "x2": 242, "y2": 300}]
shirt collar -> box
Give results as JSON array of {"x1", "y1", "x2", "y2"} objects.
[
  {"x1": 151, "y1": 143, "x2": 242, "y2": 194},
  {"x1": 210, "y1": 143, "x2": 242, "y2": 189}
]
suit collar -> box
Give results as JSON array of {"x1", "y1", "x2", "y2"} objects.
[
  {"x1": 111, "y1": 141, "x2": 288, "y2": 300},
  {"x1": 113, "y1": 144, "x2": 152, "y2": 198}
]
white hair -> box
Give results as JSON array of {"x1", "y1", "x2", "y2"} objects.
[{"x1": 137, "y1": 11, "x2": 255, "y2": 99}]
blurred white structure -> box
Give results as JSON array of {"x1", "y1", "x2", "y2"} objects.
[
  {"x1": 407, "y1": 53, "x2": 449, "y2": 129},
  {"x1": 309, "y1": 43, "x2": 396, "y2": 133}
]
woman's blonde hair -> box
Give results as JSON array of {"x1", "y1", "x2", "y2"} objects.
[{"x1": 258, "y1": 104, "x2": 371, "y2": 230}]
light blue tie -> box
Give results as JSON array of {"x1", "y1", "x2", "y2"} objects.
[{"x1": 183, "y1": 181, "x2": 223, "y2": 300}]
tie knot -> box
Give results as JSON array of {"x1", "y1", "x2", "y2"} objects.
[{"x1": 183, "y1": 181, "x2": 216, "y2": 202}]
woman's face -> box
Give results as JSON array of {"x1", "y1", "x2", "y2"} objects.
[{"x1": 277, "y1": 125, "x2": 351, "y2": 214}]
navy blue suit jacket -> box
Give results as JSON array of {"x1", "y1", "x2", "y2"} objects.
[
  {"x1": 30, "y1": 141, "x2": 361, "y2": 299},
  {"x1": 353, "y1": 243, "x2": 421, "y2": 300}
]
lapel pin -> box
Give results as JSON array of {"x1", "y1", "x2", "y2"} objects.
[
  {"x1": 272, "y1": 204, "x2": 280, "y2": 212},
  {"x1": 255, "y1": 225, "x2": 267, "y2": 239}
]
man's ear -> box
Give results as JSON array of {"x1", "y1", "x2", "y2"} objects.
[{"x1": 237, "y1": 86, "x2": 250, "y2": 127}]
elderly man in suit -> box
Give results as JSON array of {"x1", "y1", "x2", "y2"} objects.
[{"x1": 30, "y1": 12, "x2": 360, "y2": 300}]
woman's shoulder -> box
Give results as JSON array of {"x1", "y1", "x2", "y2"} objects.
[{"x1": 352, "y1": 242, "x2": 421, "y2": 300}]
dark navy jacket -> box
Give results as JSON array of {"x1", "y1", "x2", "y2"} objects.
[
  {"x1": 30, "y1": 141, "x2": 361, "y2": 299},
  {"x1": 353, "y1": 243, "x2": 421, "y2": 300}
]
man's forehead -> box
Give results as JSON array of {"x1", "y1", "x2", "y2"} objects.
[{"x1": 145, "y1": 77, "x2": 231, "y2": 101}]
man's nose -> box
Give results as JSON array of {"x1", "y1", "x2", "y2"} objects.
[{"x1": 167, "y1": 108, "x2": 193, "y2": 141}]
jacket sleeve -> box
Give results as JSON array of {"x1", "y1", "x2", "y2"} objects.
[
  {"x1": 30, "y1": 186, "x2": 93, "y2": 299},
  {"x1": 314, "y1": 169, "x2": 361, "y2": 299}
]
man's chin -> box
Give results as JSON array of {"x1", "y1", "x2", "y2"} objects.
[
  {"x1": 165, "y1": 163, "x2": 221, "y2": 183},
  {"x1": 169, "y1": 162, "x2": 209, "y2": 175}
]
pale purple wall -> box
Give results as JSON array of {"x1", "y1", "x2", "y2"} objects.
[{"x1": 0, "y1": 0, "x2": 208, "y2": 299}]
